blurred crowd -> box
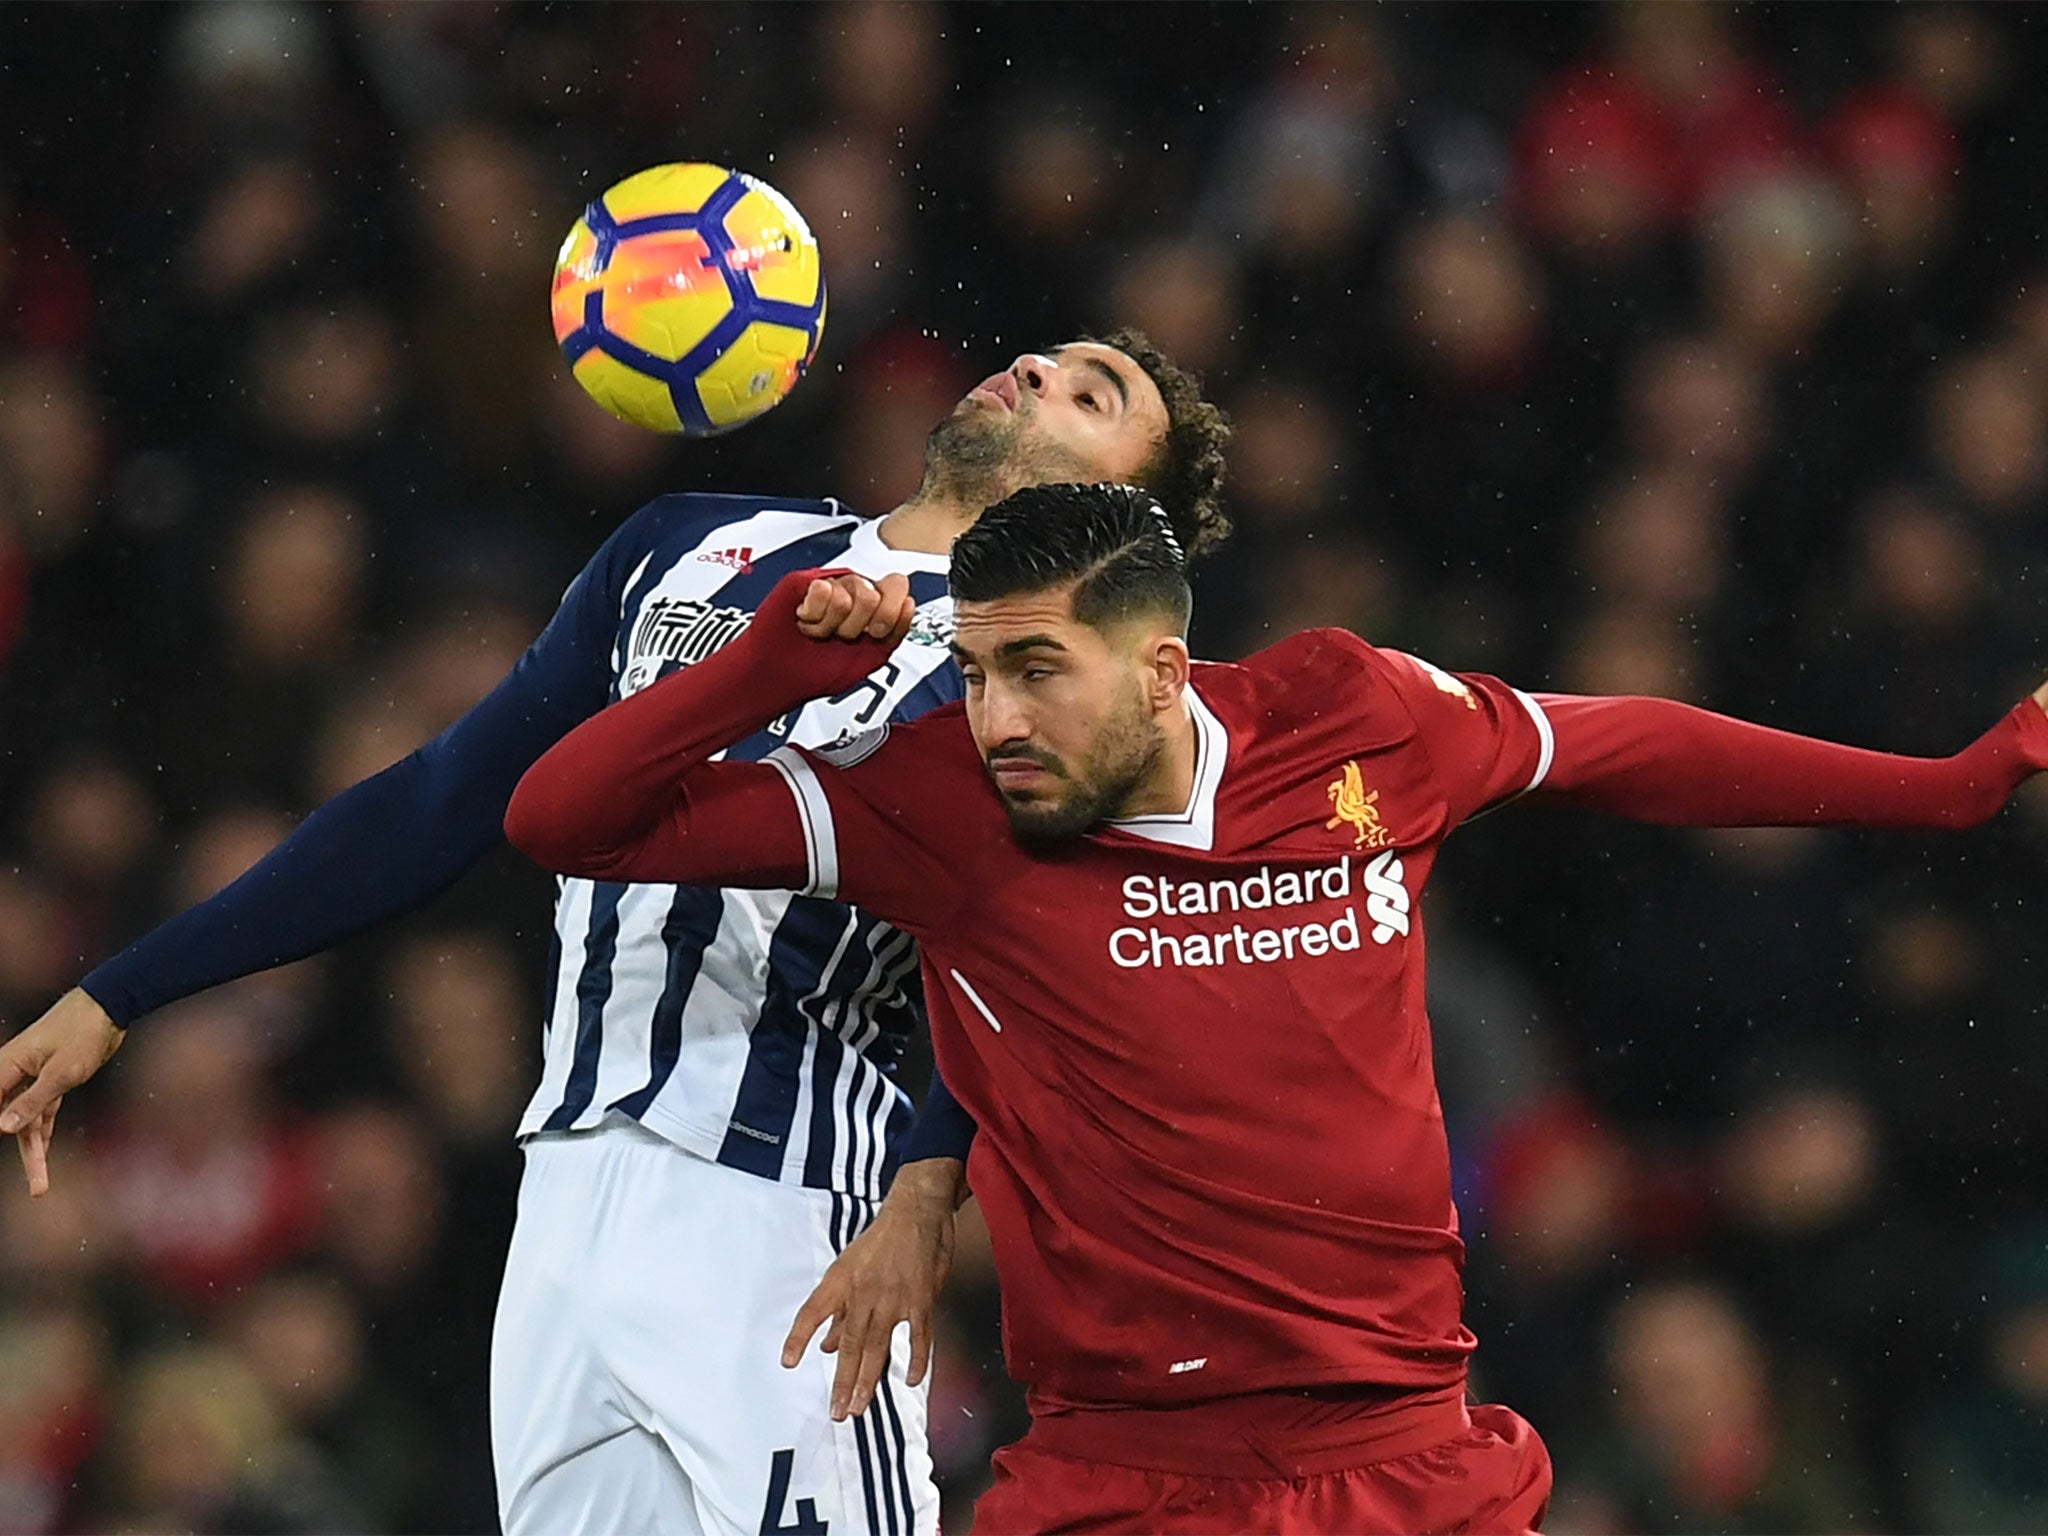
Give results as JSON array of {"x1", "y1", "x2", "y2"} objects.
[{"x1": 3, "y1": 3, "x2": 2047, "y2": 1531}]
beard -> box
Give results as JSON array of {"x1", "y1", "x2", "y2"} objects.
[
  {"x1": 915, "y1": 402, "x2": 1090, "y2": 512},
  {"x1": 992, "y1": 687, "x2": 1165, "y2": 845}
]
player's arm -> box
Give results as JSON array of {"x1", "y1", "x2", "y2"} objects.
[
  {"x1": 1533, "y1": 683, "x2": 2048, "y2": 828},
  {"x1": 783, "y1": 1150, "x2": 967, "y2": 1422},
  {"x1": 1357, "y1": 636, "x2": 2048, "y2": 831},
  {"x1": 0, "y1": 516, "x2": 646, "y2": 1193},
  {"x1": 784, "y1": 1068, "x2": 976, "y2": 1422},
  {"x1": 504, "y1": 569, "x2": 917, "y2": 890}
]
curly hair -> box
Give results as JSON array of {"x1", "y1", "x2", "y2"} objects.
[{"x1": 1083, "y1": 327, "x2": 1233, "y2": 560}]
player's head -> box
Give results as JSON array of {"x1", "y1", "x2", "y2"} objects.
[
  {"x1": 948, "y1": 481, "x2": 1192, "y2": 842},
  {"x1": 919, "y1": 329, "x2": 1232, "y2": 560}
]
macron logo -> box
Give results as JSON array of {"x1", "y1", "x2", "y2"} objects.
[{"x1": 698, "y1": 546, "x2": 754, "y2": 574}]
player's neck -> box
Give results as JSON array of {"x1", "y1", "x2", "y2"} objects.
[
  {"x1": 1114, "y1": 698, "x2": 1199, "y2": 820},
  {"x1": 874, "y1": 495, "x2": 976, "y2": 556}
]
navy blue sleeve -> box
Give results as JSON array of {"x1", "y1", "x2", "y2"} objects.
[
  {"x1": 81, "y1": 510, "x2": 657, "y2": 1027},
  {"x1": 901, "y1": 1062, "x2": 976, "y2": 1164}
]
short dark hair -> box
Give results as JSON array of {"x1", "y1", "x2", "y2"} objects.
[
  {"x1": 950, "y1": 481, "x2": 1192, "y2": 633},
  {"x1": 1084, "y1": 327, "x2": 1232, "y2": 561}
]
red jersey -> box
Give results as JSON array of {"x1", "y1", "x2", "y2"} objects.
[
  {"x1": 768, "y1": 628, "x2": 1550, "y2": 1409},
  {"x1": 505, "y1": 567, "x2": 2048, "y2": 1416}
]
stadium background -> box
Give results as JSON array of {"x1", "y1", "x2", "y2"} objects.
[{"x1": 3, "y1": 2, "x2": 2047, "y2": 1530}]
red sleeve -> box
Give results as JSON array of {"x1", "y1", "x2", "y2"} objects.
[
  {"x1": 504, "y1": 568, "x2": 899, "y2": 887},
  {"x1": 1533, "y1": 692, "x2": 2048, "y2": 828},
  {"x1": 771, "y1": 716, "x2": 975, "y2": 937},
  {"x1": 1353, "y1": 641, "x2": 1551, "y2": 825},
  {"x1": 514, "y1": 756, "x2": 815, "y2": 888}
]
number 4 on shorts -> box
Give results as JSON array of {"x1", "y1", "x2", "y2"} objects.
[{"x1": 760, "y1": 1448, "x2": 828, "y2": 1536}]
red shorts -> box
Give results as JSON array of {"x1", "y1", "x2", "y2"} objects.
[{"x1": 969, "y1": 1384, "x2": 1551, "y2": 1535}]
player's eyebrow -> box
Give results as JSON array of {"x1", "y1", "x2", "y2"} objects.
[
  {"x1": 996, "y1": 634, "x2": 1068, "y2": 658},
  {"x1": 950, "y1": 635, "x2": 1069, "y2": 665}
]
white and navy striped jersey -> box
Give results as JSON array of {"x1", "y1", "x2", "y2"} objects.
[{"x1": 514, "y1": 493, "x2": 959, "y2": 1199}]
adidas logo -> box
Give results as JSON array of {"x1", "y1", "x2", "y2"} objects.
[{"x1": 698, "y1": 546, "x2": 754, "y2": 573}]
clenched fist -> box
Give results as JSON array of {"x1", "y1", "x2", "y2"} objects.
[{"x1": 794, "y1": 571, "x2": 917, "y2": 645}]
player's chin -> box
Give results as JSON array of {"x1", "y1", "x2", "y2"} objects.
[{"x1": 1000, "y1": 792, "x2": 1092, "y2": 844}]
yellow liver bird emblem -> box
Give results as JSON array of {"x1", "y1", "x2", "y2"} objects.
[{"x1": 1326, "y1": 761, "x2": 1393, "y2": 850}]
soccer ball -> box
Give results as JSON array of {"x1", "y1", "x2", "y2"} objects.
[{"x1": 550, "y1": 163, "x2": 826, "y2": 435}]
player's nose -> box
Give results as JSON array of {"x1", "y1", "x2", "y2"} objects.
[
  {"x1": 1011, "y1": 352, "x2": 1058, "y2": 398},
  {"x1": 981, "y1": 686, "x2": 1034, "y2": 744}
]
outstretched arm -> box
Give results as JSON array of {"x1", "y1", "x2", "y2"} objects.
[
  {"x1": 0, "y1": 540, "x2": 633, "y2": 1190},
  {"x1": 1536, "y1": 684, "x2": 2048, "y2": 828}
]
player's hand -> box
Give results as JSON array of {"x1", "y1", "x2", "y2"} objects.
[
  {"x1": 794, "y1": 571, "x2": 916, "y2": 647},
  {"x1": 782, "y1": 1157, "x2": 962, "y2": 1422},
  {"x1": 2034, "y1": 679, "x2": 2047, "y2": 719},
  {"x1": 0, "y1": 988, "x2": 125, "y2": 1197}
]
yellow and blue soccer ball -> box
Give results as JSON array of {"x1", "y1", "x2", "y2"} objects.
[{"x1": 550, "y1": 163, "x2": 825, "y2": 435}]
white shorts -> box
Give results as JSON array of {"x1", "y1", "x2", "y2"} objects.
[{"x1": 492, "y1": 1119, "x2": 938, "y2": 1536}]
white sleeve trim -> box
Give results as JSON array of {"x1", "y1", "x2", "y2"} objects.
[
  {"x1": 764, "y1": 747, "x2": 839, "y2": 899},
  {"x1": 1511, "y1": 688, "x2": 1555, "y2": 793}
]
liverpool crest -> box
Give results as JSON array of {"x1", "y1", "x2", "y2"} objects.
[{"x1": 1325, "y1": 761, "x2": 1394, "y2": 850}]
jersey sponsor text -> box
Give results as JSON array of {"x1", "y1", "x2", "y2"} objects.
[{"x1": 1108, "y1": 852, "x2": 1413, "y2": 968}]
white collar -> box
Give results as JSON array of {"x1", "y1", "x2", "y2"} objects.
[
  {"x1": 1106, "y1": 680, "x2": 1227, "y2": 852},
  {"x1": 845, "y1": 514, "x2": 951, "y2": 576}
]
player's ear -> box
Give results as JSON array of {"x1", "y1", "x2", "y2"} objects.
[{"x1": 1142, "y1": 633, "x2": 1190, "y2": 712}]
